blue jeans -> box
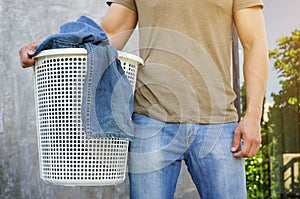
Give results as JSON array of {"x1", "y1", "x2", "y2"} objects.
[{"x1": 129, "y1": 113, "x2": 246, "y2": 199}]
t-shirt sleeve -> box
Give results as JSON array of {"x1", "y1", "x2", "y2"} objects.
[
  {"x1": 233, "y1": 0, "x2": 264, "y2": 12},
  {"x1": 106, "y1": 0, "x2": 137, "y2": 12}
]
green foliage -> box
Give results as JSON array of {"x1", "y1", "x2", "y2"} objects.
[
  {"x1": 242, "y1": 29, "x2": 300, "y2": 198},
  {"x1": 267, "y1": 29, "x2": 300, "y2": 197},
  {"x1": 269, "y1": 29, "x2": 300, "y2": 109},
  {"x1": 268, "y1": 29, "x2": 300, "y2": 154},
  {"x1": 245, "y1": 150, "x2": 270, "y2": 198},
  {"x1": 269, "y1": 29, "x2": 300, "y2": 80}
]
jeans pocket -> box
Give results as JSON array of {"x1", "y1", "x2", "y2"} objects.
[
  {"x1": 198, "y1": 126, "x2": 223, "y2": 158},
  {"x1": 198, "y1": 123, "x2": 237, "y2": 159}
]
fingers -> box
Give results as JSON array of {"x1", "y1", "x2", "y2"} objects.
[
  {"x1": 233, "y1": 143, "x2": 260, "y2": 158},
  {"x1": 231, "y1": 122, "x2": 261, "y2": 158},
  {"x1": 231, "y1": 126, "x2": 242, "y2": 153},
  {"x1": 19, "y1": 40, "x2": 41, "y2": 68},
  {"x1": 233, "y1": 140, "x2": 260, "y2": 158},
  {"x1": 19, "y1": 44, "x2": 35, "y2": 68}
]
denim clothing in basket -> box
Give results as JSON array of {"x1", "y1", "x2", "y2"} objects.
[
  {"x1": 32, "y1": 16, "x2": 109, "y2": 56},
  {"x1": 82, "y1": 43, "x2": 134, "y2": 139},
  {"x1": 33, "y1": 16, "x2": 134, "y2": 140}
]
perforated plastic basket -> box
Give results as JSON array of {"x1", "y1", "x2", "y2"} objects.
[{"x1": 33, "y1": 48, "x2": 143, "y2": 186}]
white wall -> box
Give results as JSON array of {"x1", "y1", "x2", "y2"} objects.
[{"x1": 0, "y1": 0, "x2": 197, "y2": 198}]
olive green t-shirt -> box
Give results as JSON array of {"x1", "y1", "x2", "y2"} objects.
[{"x1": 107, "y1": 0, "x2": 264, "y2": 123}]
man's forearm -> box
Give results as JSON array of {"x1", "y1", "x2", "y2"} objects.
[{"x1": 243, "y1": 40, "x2": 269, "y2": 121}]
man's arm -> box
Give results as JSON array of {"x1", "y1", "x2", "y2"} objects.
[
  {"x1": 19, "y1": 3, "x2": 137, "y2": 68},
  {"x1": 101, "y1": 3, "x2": 138, "y2": 50},
  {"x1": 231, "y1": 6, "x2": 269, "y2": 158}
]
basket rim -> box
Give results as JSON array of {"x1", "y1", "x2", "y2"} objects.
[
  {"x1": 118, "y1": 51, "x2": 144, "y2": 65},
  {"x1": 34, "y1": 48, "x2": 144, "y2": 65},
  {"x1": 34, "y1": 48, "x2": 87, "y2": 58}
]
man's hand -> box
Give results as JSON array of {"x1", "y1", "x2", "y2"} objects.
[
  {"x1": 19, "y1": 39, "x2": 43, "y2": 68},
  {"x1": 231, "y1": 113, "x2": 262, "y2": 158}
]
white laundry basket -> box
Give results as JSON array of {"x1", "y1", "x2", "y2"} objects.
[{"x1": 33, "y1": 48, "x2": 143, "y2": 186}]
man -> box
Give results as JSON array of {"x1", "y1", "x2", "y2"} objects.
[{"x1": 19, "y1": 0, "x2": 269, "y2": 198}]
